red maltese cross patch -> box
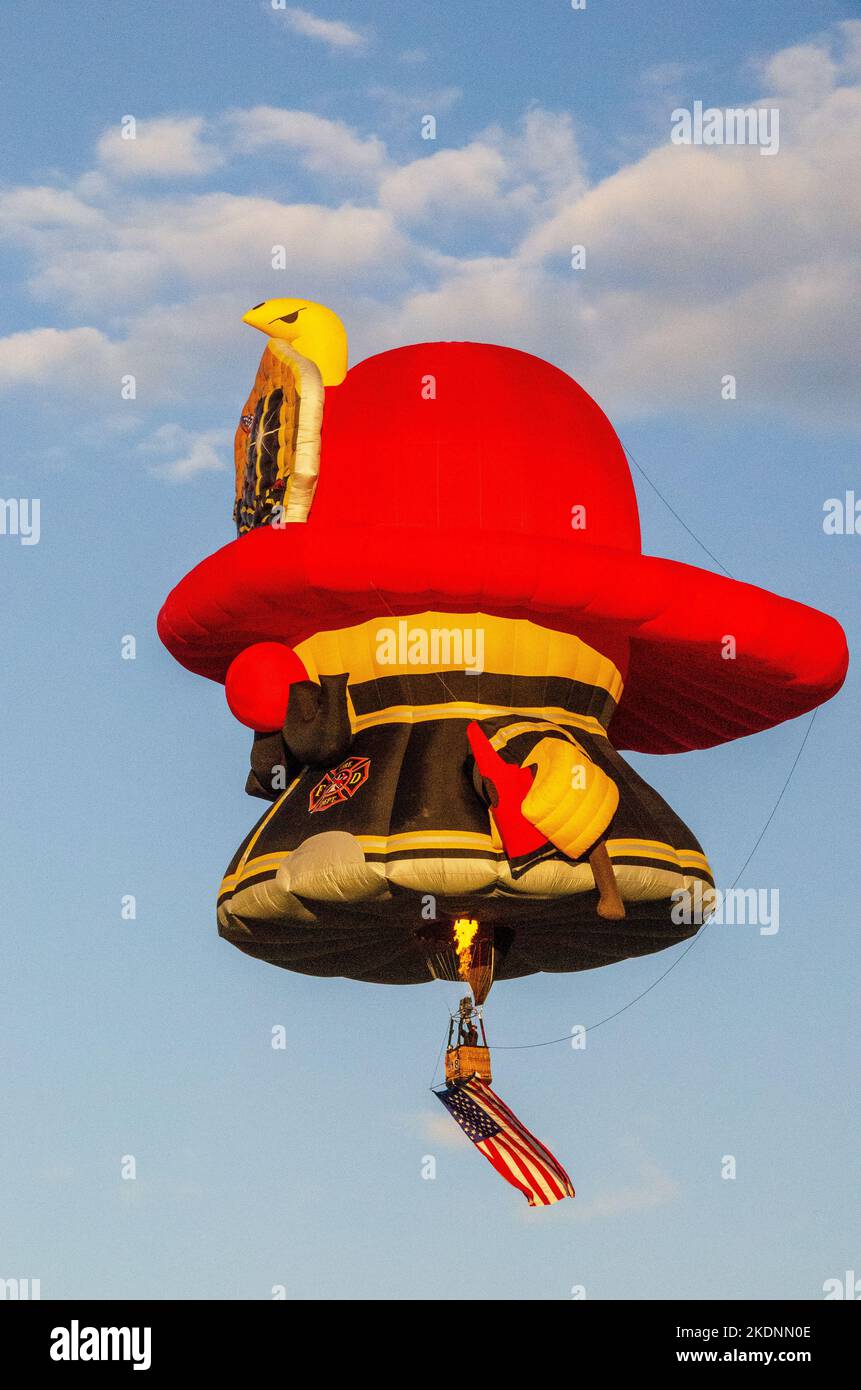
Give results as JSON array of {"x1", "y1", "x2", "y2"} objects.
[{"x1": 308, "y1": 755, "x2": 371, "y2": 814}]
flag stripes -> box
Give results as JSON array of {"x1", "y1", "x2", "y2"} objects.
[{"x1": 435, "y1": 1075, "x2": 574, "y2": 1207}]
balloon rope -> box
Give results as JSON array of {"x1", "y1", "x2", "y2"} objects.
[
  {"x1": 428, "y1": 1023, "x2": 449, "y2": 1091},
  {"x1": 618, "y1": 436, "x2": 734, "y2": 578},
  {"x1": 491, "y1": 707, "x2": 818, "y2": 1049},
  {"x1": 489, "y1": 436, "x2": 811, "y2": 1049}
]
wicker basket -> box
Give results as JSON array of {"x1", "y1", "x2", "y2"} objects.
[{"x1": 445, "y1": 1045, "x2": 492, "y2": 1084}]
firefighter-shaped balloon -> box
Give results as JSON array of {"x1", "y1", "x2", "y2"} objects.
[{"x1": 158, "y1": 302, "x2": 847, "y2": 988}]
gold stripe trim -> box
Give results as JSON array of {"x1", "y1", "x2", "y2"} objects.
[
  {"x1": 225, "y1": 773, "x2": 304, "y2": 889},
  {"x1": 489, "y1": 720, "x2": 586, "y2": 753},
  {"x1": 293, "y1": 611, "x2": 624, "y2": 703},
  {"x1": 352, "y1": 703, "x2": 608, "y2": 737},
  {"x1": 220, "y1": 834, "x2": 712, "y2": 896}
]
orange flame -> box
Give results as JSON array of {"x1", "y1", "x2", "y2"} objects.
[{"x1": 453, "y1": 917, "x2": 479, "y2": 982}]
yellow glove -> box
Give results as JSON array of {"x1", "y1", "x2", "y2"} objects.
[{"x1": 520, "y1": 737, "x2": 619, "y2": 861}]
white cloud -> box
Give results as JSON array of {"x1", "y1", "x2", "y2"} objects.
[
  {"x1": 96, "y1": 116, "x2": 223, "y2": 179},
  {"x1": 0, "y1": 326, "x2": 119, "y2": 388},
  {"x1": 758, "y1": 41, "x2": 838, "y2": 106},
  {"x1": 379, "y1": 111, "x2": 585, "y2": 224},
  {"x1": 227, "y1": 107, "x2": 387, "y2": 180},
  {"x1": 512, "y1": 107, "x2": 585, "y2": 200},
  {"x1": 380, "y1": 143, "x2": 510, "y2": 221},
  {"x1": 0, "y1": 186, "x2": 104, "y2": 231},
  {"x1": 141, "y1": 423, "x2": 229, "y2": 481},
  {"x1": 117, "y1": 293, "x2": 254, "y2": 399},
  {"x1": 23, "y1": 192, "x2": 405, "y2": 310},
  {"x1": 519, "y1": 117, "x2": 859, "y2": 292},
  {"x1": 373, "y1": 31, "x2": 859, "y2": 423},
  {"x1": 278, "y1": 6, "x2": 366, "y2": 52},
  {"x1": 0, "y1": 296, "x2": 243, "y2": 404},
  {"x1": 0, "y1": 22, "x2": 857, "y2": 433},
  {"x1": 379, "y1": 255, "x2": 565, "y2": 353}
]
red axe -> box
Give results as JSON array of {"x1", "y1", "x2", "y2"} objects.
[{"x1": 467, "y1": 721, "x2": 625, "y2": 920}]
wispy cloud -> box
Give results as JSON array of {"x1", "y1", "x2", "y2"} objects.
[
  {"x1": 0, "y1": 185, "x2": 104, "y2": 230},
  {"x1": 367, "y1": 84, "x2": 463, "y2": 121},
  {"x1": 226, "y1": 107, "x2": 387, "y2": 179},
  {"x1": 570, "y1": 1162, "x2": 680, "y2": 1221},
  {"x1": 640, "y1": 60, "x2": 699, "y2": 89},
  {"x1": 96, "y1": 116, "x2": 223, "y2": 179},
  {"x1": 140, "y1": 423, "x2": 229, "y2": 481},
  {"x1": 413, "y1": 1111, "x2": 471, "y2": 1149},
  {"x1": 17, "y1": 192, "x2": 404, "y2": 311},
  {"x1": 277, "y1": 6, "x2": 367, "y2": 53},
  {"x1": 0, "y1": 325, "x2": 119, "y2": 387}
]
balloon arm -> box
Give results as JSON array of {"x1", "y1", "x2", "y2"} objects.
[
  {"x1": 468, "y1": 722, "x2": 626, "y2": 915},
  {"x1": 245, "y1": 769, "x2": 278, "y2": 802},
  {"x1": 246, "y1": 730, "x2": 303, "y2": 801},
  {"x1": 283, "y1": 674, "x2": 353, "y2": 767}
]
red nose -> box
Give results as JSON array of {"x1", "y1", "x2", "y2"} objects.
[{"x1": 225, "y1": 642, "x2": 308, "y2": 732}]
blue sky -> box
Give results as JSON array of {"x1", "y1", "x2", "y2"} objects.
[{"x1": 1, "y1": 0, "x2": 859, "y2": 1300}]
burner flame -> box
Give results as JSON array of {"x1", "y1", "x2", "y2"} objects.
[{"x1": 453, "y1": 917, "x2": 479, "y2": 983}]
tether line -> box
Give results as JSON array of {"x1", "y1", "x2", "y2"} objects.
[
  {"x1": 618, "y1": 435, "x2": 735, "y2": 578},
  {"x1": 487, "y1": 438, "x2": 816, "y2": 1050},
  {"x1": 490, "y1": 705, "x2": 818, "y2": 1050}
]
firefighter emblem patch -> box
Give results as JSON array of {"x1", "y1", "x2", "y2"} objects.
[{"x1": 309, "y1": 756, "x2": 371, "y2": 814}]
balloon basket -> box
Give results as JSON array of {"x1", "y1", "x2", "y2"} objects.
[{"x1": 445, "y1": 1045, "x2": 492, "y2": 1085}]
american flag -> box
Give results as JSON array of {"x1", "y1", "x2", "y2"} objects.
[{"x1": 435, "y1": 1076, "x2": 575, "y2": 1206}]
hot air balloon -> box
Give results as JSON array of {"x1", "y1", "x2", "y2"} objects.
[{"x1": 158, "y1": 304, "x2": 847, "y2": 1199}]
